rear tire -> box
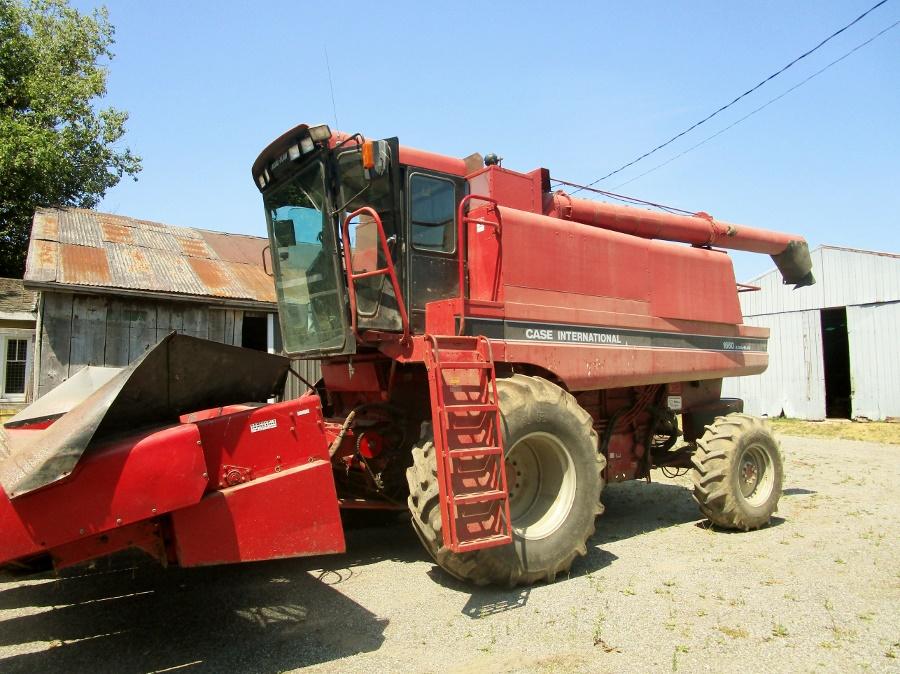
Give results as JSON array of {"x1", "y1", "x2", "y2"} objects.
[
  {"x1": 691, "y1": 413, "x2": 783, "y2": 530},
  {"x1": 406, "y1": 375, "x2": 605, "y2": 586}
]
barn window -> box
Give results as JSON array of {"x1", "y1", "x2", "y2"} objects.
[{"x1": 1, "y1": 336, "x2": 30, "y2": 400}]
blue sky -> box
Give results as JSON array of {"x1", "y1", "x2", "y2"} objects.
[{"x1": 73, "y1": 0, "x2": 899, "y2": 281}]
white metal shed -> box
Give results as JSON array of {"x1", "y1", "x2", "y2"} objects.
[{"x1": 723, "y1": 245, "x2": 900, "y2": 421}]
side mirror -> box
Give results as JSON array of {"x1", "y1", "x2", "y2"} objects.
[{"x1": 362, "y1": 140, "x2": 390, "y2": 178}]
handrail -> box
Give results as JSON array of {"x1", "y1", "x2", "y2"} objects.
[
  {"x1": 340, "y1": 207, "x2": 411, "y2": 344},
  {"x1": 456, "y1": 194, "x2": 502, "y2": 336},
  {"x1": 261, "y1": 244, "x2": 272, "y2": 277}
]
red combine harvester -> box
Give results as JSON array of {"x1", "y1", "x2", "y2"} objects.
[{"x1": 0, "y1": 124, "x2": 814, "y2": 585}]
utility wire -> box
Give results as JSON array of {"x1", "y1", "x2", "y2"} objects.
[
  {"x1": 324, "y1": 45, "x2": 340, "y2": 130},
  {"x1": 573, "y1": 0, "x2": 892, "y2": 193},
  {"x1": 611, "y1": 19, "x2": 900, "y2": 190},
  {"x1": 549, "y1": 178, "x2": 695, "y2": 215}
]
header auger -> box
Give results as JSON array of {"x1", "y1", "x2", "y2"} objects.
[{"x1": 0, "y1": 123, "x2": 810, "y2": 585}]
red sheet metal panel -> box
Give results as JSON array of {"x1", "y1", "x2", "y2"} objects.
[
  {"x1": 0, "y1": 423, "x2": 208, "y2": 564},
  {"x1": 499, "y1": 206, "x2": 651, "y2": 303},
  {"x1": 192, "y1": 397, "x2": 329, "y2": 488},
  {"x1": 502, "y1": 341, "x2": 767, "y2": 392},
  {"x1": 170, "y1": 460, "x2": 345, "y2": 566},
  {"x1": 647, "y1": 241, "x2": 743, "y2": 324},
  {"x1": 51, "y1": 520, "x2": 166, "y2": 569}
]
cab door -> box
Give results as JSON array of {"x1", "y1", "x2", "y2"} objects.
[
  {"x1": 335, "y1": 138, "x2": 405, "y2": 334},
  {"x1": 405, "y1": 171, "x2": 465, "y2": 332}
]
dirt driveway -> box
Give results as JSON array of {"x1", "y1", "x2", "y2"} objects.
[{"x1": 0, "y1": 434, "x2": 897, "y2": 673}]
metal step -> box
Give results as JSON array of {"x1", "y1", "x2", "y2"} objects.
[
  {"x1": 425, "y1": 333, "x2": 513, "y2": 553},
  {"x1": 453, "y1": 489, "x2": 507, "y2": 505},
  {"x1": 438, "y1": 361, "x2": 492, "y2": 369},
  {"x1": 442, "y1": 403, "x2": 498, "y2": 413},
  {"x1": 454, "y1": 533, "x2": 513, "y2": 552},
  {"x1": 448, "y1": 446, "x2": 503, "y2": 458}
]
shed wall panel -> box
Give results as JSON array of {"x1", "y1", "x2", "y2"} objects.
[
  {"x1": 38, "y1": 293, "x2": 73, "y2": 397},
  {"x1": 69, "y1": 295, "x2": 108, "y2": 374},
  {"x1": 103, "y1": 300, "x2": 131, "y2": 367},
  {"x1": 207, "y1": 309, "x2": 226, "y2": 343},
  {"x1": 847, "y1": 302, "x2": 900, "y2": 420},
  {"x1": 283, "y1": 359, "x2": 322, "y2": 400},
  {"x1": 723, "y1": 310, "x2": 825, "y2": 419},
  {"x1": 740, "y1": 248, "x2": 900, "y2": 317}
]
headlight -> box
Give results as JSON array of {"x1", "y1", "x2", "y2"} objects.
[{"x1": 308, "y1": 124, "x2": 332, "y2": 142}]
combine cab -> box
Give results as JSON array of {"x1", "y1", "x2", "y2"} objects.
[{"x1": 0, "y1": 123, "x2": 813, "y2": 585}]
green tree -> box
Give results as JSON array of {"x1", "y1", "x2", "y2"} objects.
[{"x1": 0, "y1": 0, "x2": 140, "y2": 277}]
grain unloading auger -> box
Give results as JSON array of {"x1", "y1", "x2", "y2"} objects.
[{"x1": 1, "y1": 124, "x2": 813, "y2": 584}]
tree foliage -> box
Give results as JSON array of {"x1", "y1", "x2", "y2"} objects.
[{"x1": 0, "y1": 0, "x2": 140, "y2": 277}]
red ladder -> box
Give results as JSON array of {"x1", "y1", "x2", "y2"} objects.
[{"x1": 424, "y1": 335, "x2": 513, "y2": 553}]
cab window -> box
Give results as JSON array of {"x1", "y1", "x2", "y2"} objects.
[{"x1": 410, "y1": 174, "x2": 455, "y2": 252}]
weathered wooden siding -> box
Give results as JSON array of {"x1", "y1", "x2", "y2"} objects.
[{"x1": 37, "y1": 292, "x2": 271, "y2": 398}]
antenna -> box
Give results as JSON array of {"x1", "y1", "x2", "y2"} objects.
[{"x1": 324, "y1": 45, "x2": 340, "y2": 130}]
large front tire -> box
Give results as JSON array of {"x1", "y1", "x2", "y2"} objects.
[
  {"x1": 406, "y1": 375, "x2": 605, "y2": 586},
  {"x1": 691, "y1": 413, "x2": 783, "y2": 530}
]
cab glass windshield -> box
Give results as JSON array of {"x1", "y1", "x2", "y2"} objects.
[{"x1": 264, "y1": 161, "x2": 346, "y2": 353}]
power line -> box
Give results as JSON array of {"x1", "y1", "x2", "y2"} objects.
[
  {"x1": 573, "y1": 0, "x2": 892, "y2": 193},
  {"x1": 611, "y1": 19, "x2": 900, "y2": 190},
  {"x1": 548, "y1": 178, "x2": 695, "y2": 215},
  {"x1": 324, "y1": 45, "x2": 340, "y2": 130}
]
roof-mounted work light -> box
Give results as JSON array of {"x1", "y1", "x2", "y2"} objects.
[{"x1": 308, "y1": 124, "x2": 332, "y2": 142}]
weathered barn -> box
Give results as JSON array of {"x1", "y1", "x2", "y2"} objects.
[
  {"x1": 723, "y1": 245, "x2": 900, "y2": 421},
  {"x1": 23, "y1": 208, "x2": 317, "y2": 400},
  {"x1": 0, "y1": 278, "x2": 37, "y2": 420}
]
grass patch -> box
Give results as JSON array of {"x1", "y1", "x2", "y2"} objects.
[
  {"x1": 769, "y1": 418, "x2": 900, "y2": 444},
  {"x1": 717, "y1": 625, "x2": 749, "y2": 639}
]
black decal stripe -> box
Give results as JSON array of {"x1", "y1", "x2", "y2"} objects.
[{"x1": 462, "y1": 317, "x2": 767, "y2": 353}]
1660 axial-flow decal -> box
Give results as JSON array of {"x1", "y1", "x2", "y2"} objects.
[{"x1": 463, "y1": 318, "x2": 767, "y2": 353}]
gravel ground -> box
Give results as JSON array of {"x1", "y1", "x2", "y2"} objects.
[{"x1": 0, "y1": 434, "x2": 897, "y2": 673}]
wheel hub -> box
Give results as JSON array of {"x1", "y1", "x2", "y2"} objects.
[
  {"x1": 504, "y1": 431, "x2": 576, "y2": 540},
  {"x1": 738, "y1": 443, "x2": 774, "y2": 504},
  {"x1": 741, "y1": 457, "x2": 760, "y2": 494}
]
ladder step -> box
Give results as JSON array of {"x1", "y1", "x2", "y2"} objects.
[
  {"x1": 448, "y1": 446, "x2": 503, "y2": 458},
  {"x1": 453, "y1": 489, "x2": 507, "y2": 505},
  {"x1": 438, "y1": 361, "x2": 492, "y2": 370},
  {"x1": 454, "y1": 533, "x2": 513, "y2": 552},
  {"x1": 443, "y1": 403, "x2": 498, "y2": 413}
]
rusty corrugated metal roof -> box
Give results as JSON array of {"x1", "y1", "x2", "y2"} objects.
[{"x1": 24, "y1": 208, "x2": 275, "y2": 305}]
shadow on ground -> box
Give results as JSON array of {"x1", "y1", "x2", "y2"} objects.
[
  {"x1": 596, "y1": 478, "x2": 701, "y2": 544},
  {"x1": 0, "y1": 477, "x2": 782, "y2": 669},
  {"x1": 424, "y1": 477, "x2": 705, "y2": 617},
  {"x1": 0, "y1": 526, "x2": 409, "y2": 674}
]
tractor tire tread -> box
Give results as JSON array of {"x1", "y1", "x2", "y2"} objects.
[
  {"x1": 406, "y1": 374, "x2": 604, "y2": 587},
  {"x1": 690, "y1": 413, "x2": 783, "y2": 531}
]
